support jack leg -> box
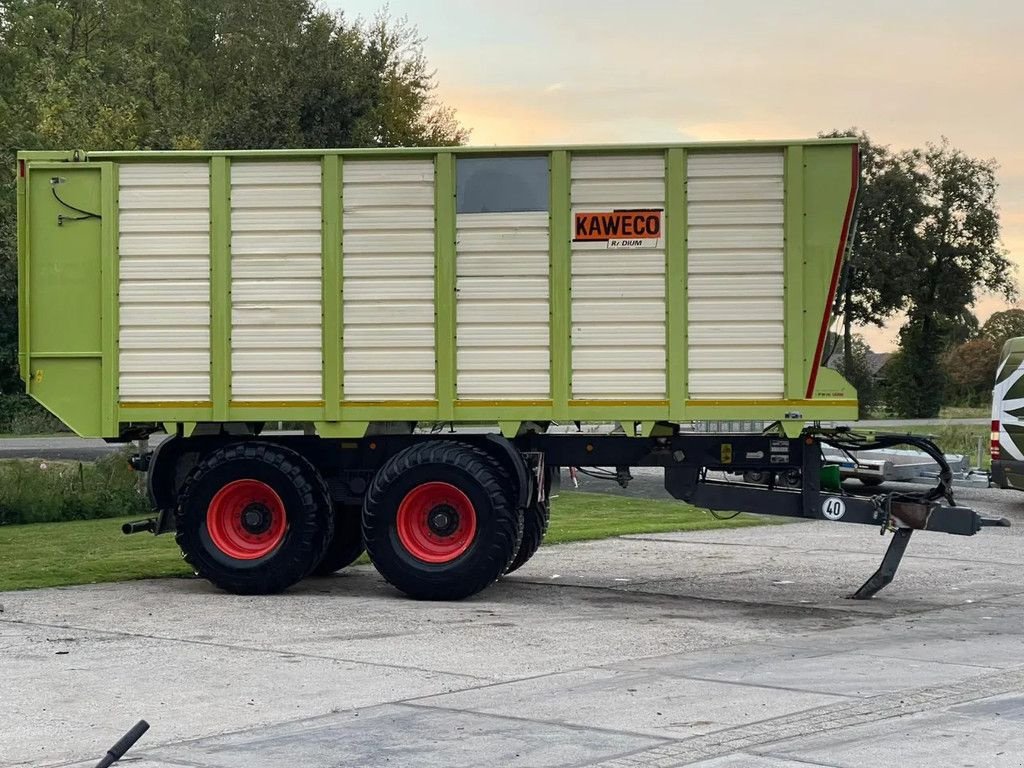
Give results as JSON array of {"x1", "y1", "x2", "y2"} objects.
[{"x1": 849, "y1": 528, "x2": 913, "y2": 600}]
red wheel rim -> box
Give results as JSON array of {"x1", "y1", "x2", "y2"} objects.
[
  {"x1": 207, "y1": 479, "x2": 287, "y2": 560},
  {"x1": 396, "y1": 481, "x2": 477, "y2": 564}
]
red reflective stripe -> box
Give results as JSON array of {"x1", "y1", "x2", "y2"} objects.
[
  {"x1": 806, "y1": 144, "x2": 861, "y2": 399},
  {"x1": 18, "y1": 159, "x2": 25, "y2": 178}
]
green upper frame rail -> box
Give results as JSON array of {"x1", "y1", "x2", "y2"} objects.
[
  {"x1": 19, "y1": 137, "x2": 858, "y2": 163},
  {"x1": 17, "y1": 139, "x2": 860, "y2": 439}
]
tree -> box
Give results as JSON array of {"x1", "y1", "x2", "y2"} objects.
[
  {"x1": 981, "y1": 309, "x2": 1024, "y2": 349},
  {"x1": 0, "y1": 0, "x2": 467, "y2": 408},
  {"x1": 895, "y1": 140, "x2": 1014, "y2": 416},
  {"x1": 941, "y1": 337, "x2": 999, "y2": 407},
  {"x1": 883, "y1": 320, "x2": 947, "y2": 417},
  {"x1": 823, "y1": 130, "x2": 1015, "y2": 417},
  {"x1": 827, "y1": 332, "x2": 879, "y2": 417},
  {"x1": 820, "y1": 129, "x2": 926, "y2": 375}
]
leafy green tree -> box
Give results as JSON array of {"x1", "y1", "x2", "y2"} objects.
[
  {"x1": 981, "y1": 308, "x2": 1024, "y2": 349},
  {"x1": 0, "y1": 0, "x2": 467, "y2": 417},
  {"x1": 823, "y1": 130, "x2": 1015, "y2": 417},
  {"x1": 896, "y1": 140, "x2": 1014, "y2": 416},
  {"x1": 819, "y1": 129, "x2": 926, "y2": 375},
  {"x1": 941, "y1": 336, "x2": 999, "y2": 407},
  {"x1": 829, "y1": 332, "x2": 879, "y2": 417}
]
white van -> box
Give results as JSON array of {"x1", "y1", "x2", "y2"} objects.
[{"x1": 991, "y1": 337, "x2": 1024, "y2": 489}]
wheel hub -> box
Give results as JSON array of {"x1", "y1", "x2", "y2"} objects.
[
  {"x1": 206, "y1": 479, "x2": 288, "y2": 560},
  {"x1": 427, "y1": 504, "x2": 459, "y2": 536},
  {"x1": 395, "y1": 482, "x2": 478, "y2": 564},
  {"x1": 241, "y1": 503, "x2": 272, "y2": 534}
]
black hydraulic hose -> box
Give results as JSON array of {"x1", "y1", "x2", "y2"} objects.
[
  {"x1": 51, "y1": 186, "x2": 102, "y2": 223},
  {"x1": 814, "y1": 430, "x2": 954, "y2": 505}
]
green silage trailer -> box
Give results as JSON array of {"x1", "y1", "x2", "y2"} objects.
[{"x1": 15, "y1": 139, "x2": 1005, "y2": 600}]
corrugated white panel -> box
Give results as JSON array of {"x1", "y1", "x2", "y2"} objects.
[
  {"x1": 343, "y1": 159, "x2": 436, "y2": 400},
  {"x1": 687, "y1": 151, "x2": 785, "y2": 399},
  {"x1": 230, "y1": 161, "x2": 322, "y2": 401},
  {"x1": 118, "y1": 163, "x2": 211, "y2": 401},
  {"x1": 456, "y1": 212, "x2": 550, "y2": 400},
  {"x1": 571, "y1": 155, "x2": 666, "y2": 399}
]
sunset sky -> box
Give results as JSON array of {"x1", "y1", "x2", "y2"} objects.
[{"x1": 330, "y1": 0, "x2": 1024, "y2": 350}]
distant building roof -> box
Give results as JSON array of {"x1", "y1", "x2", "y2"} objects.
[
  {"x1": 865, "y1": 351, "x2": 892, "y2": 376},
  {"x1": 824, "y1": 347, "x2": 892, "y2": 378}
]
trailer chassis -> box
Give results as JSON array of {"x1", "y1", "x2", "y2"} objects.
[
  {"x1": 126, "y1": 426, "x2": 1010, "y2": 600},
  {"x1": 519, "y1": 427, "x2": 1009, "y2": 598}
]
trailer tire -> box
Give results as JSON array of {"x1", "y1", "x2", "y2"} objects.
[
  {"x1": 175, "y1": 442, "x2": 333, "y2": 595},
  {"x1": 504, "y1": 497, "x2": 549, "y2": 574},
  {"x1": 311, "y1": 504, "x2": 365, "y2": 575},
  {"x1": 505, "y1": 465, "x2": 554, "y2": 574},
  {"x1": 362, "y1": 441, "x2": 522, "y2": 600}
]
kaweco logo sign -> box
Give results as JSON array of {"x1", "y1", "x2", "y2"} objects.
[{"x1": 573, "y1": 209, "x2": 663, "y2": 249}]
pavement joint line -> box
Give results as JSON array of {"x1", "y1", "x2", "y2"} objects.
[
  {"x1": 35, "y1": 710, "x2": 369, "y2": 768},
  {"x1": 37, "y1": 669, "x2": 675, "y2": 768},
  {"x1": 759, "y1": 640, "x2": 1017, "y2": 670},
  {"x1": 591, "y1": 584, "x2": 1024, "y2": 619},
  {"x1": 508, "y1": 578, "x2": 914, "y2": 620},
  {"x1": 61, "y1": 757, "x2": 207, "y2": 768},
  {"x1": 585, "y1": 663, "x2": 1024, "y2": 767},
  {"x1": 645, "y1": 672, "x2": 865, "y2": 699},
  {"x1": 755, "y1": 754, "x2": 841, "y2": 768},
  {"x1": 596, "y1": 646, "x2": 841, "y2": 676},
  {"x1": 618, "y1": 535, "x2": 1024, "y2": 568},
  {"x1": 398, "y1": 701, "x2": 678, "y2": 743},
  {"x1": 0, "y1": 617, "x2": 496, "y2": 684},
  {"x1": 509, "y1": 573, "x2": 667, "y2": 590}
]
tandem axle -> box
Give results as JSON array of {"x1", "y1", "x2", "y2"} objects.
[{"x1": 122, "y1": 426, "x2": 1009, "y2": 601}]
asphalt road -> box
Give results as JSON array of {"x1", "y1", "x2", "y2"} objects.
[
  {"x1": 843, "y1": 418, "x2": 988, "y2": 427},
  {"x1": 0, "y1": 435, "x2": 130, "y2": 462}
]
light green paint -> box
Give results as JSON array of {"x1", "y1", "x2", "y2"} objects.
[
  {"x1": 209, "y1": 157, "x2": 232, "y2": 421},
  {"x1": 809, "y1": 368, "x2": 855, "y2": 401},
  {"x1": 549, "y1": 150, "x2": 571, "y2": 419},
  {"x1": 24, "y1": 163, "x2": 104, "y2": 435},
  {"x1": 498, "y1": 421, "x2": 521, "y2": 438},
  {"x1": 434, "y1": 152, "x2": 457, "y2": 421},
  {"x1": 18, "y1": 140, "x2": 859, "y2": 438},
  {"x1": 802, "y1": 144, "x2": 857, "y2": 401},
  {"x1": 31, "y1": 137, "x2": 856, "y2": 163},
  {"x1": 451, "y1": 404, "x2": 553, "y2": 421},
  {"x1": 322, "y1": 155, "x2": 342, "y2": 421},
  {"x1": 641, "y1": 421, "x2": 675, "y2": 437},
  {"x1": 340, "y1": 404, "x2": 439, "y2": 421},
  {"x1": 665, "y1": 147, "x2": 687, "y2": 418},
  {"x1": 16, "y1": 157, "x2": 28, "y2": 386},
  {"x1": 100, "y1": 163, "x2": 118, "y2": 435},
  {"x1": 784, "y1": 145, "x2": 806, "y2": 399},
  {"x1": 780, "y1": 420, "x2": 804, "y2": 438},
  {"x1": 567, "y1": 404, "x2": 669, "y2": 421},
  {"x1": 315, "y1": 420, "x2": 369, "y2": 438},
  {"x1": 125, "y1": 407, "x2": 212, "y2": 422}
]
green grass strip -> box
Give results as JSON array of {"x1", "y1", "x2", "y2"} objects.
[{"x1": 0, "y1": 491, "x2": 769, "y2": 592}]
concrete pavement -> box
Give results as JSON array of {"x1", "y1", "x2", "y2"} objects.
[{"x1": 3, "y1": 512, "x2": 1024, "y2": 767}]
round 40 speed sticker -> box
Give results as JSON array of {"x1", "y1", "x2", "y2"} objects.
[{"x1": 821, "y1": 497, "x2": 846, "y2": 520}]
